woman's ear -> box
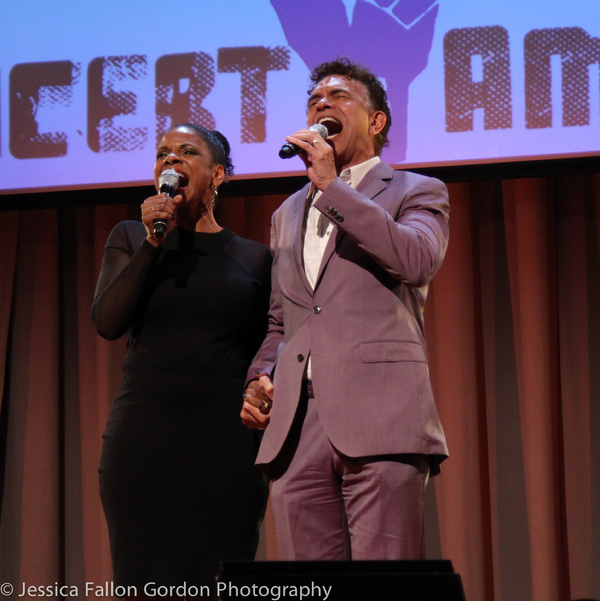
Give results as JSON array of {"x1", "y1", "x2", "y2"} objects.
[{"x1": 213, "y1": 163, "x2": 225, "y2": 188}]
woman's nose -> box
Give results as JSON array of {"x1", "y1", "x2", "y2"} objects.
[{"x1": 164, "y1": 152, "x2": 181, "y2": 165}]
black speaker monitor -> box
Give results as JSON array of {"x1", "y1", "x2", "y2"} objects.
[{"x1": 217, "y1": 560, "x2": 466, "y2": 600}]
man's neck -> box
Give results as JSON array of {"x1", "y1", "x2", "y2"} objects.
[
  {"x1": 339, "y1": 156, "x2": 381, "y2": 189},
  {"x1": 336, "y1": 153, "x2": 377, "y2": 175}
]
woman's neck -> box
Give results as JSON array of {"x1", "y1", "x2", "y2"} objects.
[{"x1": 176, "y1": 210, "x2": 222, "y2": 233}]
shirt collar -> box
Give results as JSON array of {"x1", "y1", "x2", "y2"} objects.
[
  {"x1": 340, "y1": 156, "x2": 381, "y2": 189},
  {"x1": 307, "y1": 155, "x2": 381, "y2": 202}
]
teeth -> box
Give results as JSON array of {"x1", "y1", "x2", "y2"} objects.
[{"x1": 317, "y1": 117, "x2": 342, "y2": 135}]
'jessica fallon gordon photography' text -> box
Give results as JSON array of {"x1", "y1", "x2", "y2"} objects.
[{"x1": 5, "y1": 581, "x2": 333, "y2": 600}]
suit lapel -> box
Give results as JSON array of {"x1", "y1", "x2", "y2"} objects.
[
  {"x1": 315, "y1": 222, "x2": 342, "y2": 287},
  {"x1": 355, "y1": 160, "x2": 394, "y2": 199},
  {"x1": 291, "y1": 183, "x2": 314, "y2": 296},
  {"x1": 314, "y1": 161, "x2": 394, "y2": 289}
]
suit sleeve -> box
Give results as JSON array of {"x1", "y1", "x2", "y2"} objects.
[
  {"x1": 245, "y1": 213, "x2": 285, "y2": 383},
  {"x1": 314, "y1": 172, "x2": 449, "y2": 288}
]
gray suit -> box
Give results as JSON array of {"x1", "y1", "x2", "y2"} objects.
[{"x1": 248, "y1": 161, "x2": 450, "y2": 558}]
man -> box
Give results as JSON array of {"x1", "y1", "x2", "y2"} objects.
[{"x1": 241, "y1": 58, "x2": 449, "y2": 561}]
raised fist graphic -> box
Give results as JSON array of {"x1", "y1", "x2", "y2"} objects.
[{"x1": 270, "y1": 0, "x2": 439, "y2": 162}]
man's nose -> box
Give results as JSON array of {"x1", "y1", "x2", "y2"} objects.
[{"x1": 316, "y1": 96, "x2": 332, "y2": 110}]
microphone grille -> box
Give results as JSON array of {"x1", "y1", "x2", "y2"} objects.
[
  {"x1": 309, "y1": 123, "x2": 329, "y2": 139},
  {"x1": 159, "y1": 169, "x2": 179, "y2": 189}
]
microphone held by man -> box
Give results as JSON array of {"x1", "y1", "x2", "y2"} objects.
[{"x1": 279, "y1": 123, "x2": 329, "y2": 159}]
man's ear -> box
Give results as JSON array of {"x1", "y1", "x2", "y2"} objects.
[{"x1": 369, "y1": 111, "x2": 387, "y2": 136}]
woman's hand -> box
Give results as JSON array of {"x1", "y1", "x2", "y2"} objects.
[{"x1": 141, "y1": 192, "x2": 181, "y2": 246}]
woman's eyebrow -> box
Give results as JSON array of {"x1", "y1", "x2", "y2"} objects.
[{"x1": 156, "y1": 143, "x2": 198, "y2": 152}]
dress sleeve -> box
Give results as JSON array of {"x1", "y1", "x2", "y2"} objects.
[
  {"x1": 246, "y1": 213, "x2": 284, "y2": 383},
  {"x1": 92, "y1": 222, "x2": 161, "y2": 340}
]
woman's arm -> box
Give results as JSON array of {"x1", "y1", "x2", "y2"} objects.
[{"x1": 92, "y1": 222, "x2": 160, "y2": 340}]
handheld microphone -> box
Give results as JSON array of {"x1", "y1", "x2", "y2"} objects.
[
  {"x1": 154, "y1": 169, "x2": 179, "y2": 239},
  {"x1": 279, "y1": 123, "x2": 329, "y2": 159}
]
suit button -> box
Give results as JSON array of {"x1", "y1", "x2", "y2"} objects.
[
  {"x1": 313, "y1": 306, "x2": 322, "y2": 314},
  {"x1": 297, "y1": 354, "x2": 304, "y2": 362},
  {"x1": 326, "y1": 206, "x2": 334, "y2": 213},
  {"x1": 337, "y1": 215, "x2": 344, "y2": 222}
]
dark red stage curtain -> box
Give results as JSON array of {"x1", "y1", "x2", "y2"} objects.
[{"x1": 1, "y1": 175, "x2": 599, "y2": 601}]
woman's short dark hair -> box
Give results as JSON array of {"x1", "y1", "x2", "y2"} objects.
[
  {"x1": 169, "y1": 123, "x2": 234, "y2": 179},
  {"x1": 308, "y1": 58, "x2": 392, "y2": 156}
]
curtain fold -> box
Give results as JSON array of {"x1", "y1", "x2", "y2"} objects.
[
  {"x1": 71, "y1": 205, "x2": 133, "y2": 590},
  {"x1": 556, "y1": 174, "x2": 600, "y2": 600},
  {"x1": 427, "y1": 181, "x2": 494, "y2": 601},
  {"x1": 0, "y1": 212, "x2": 20, "y2": 415},
  {"x1": 503, "y1": 178, "x2": 565, "y2": 601},
  {"x1": 0, "y1": 210, "x2": 61, "y2": 591},
  {"x1": 1, "y1": 176, "x2": 599, "y2": 601}
]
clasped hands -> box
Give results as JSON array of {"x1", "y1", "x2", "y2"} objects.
[{"x1": 241, "y1": 373, "x2": 273, "y2": 430}]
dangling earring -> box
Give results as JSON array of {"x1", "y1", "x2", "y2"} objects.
[{"x1": 212, "y1": 187, "x2": 218, "y2": 208}]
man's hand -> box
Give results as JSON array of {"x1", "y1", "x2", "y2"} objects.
[
  {"x1": 285, "y1": 128, "x2": 337, "y2": 190},
  {"x1": 241, "y1": 374, "x2": 274, "y2": 429}
]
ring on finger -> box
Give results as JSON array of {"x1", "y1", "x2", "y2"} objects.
[{"x1": 312, "y1": 138, "x2": 319, "y2": 147}]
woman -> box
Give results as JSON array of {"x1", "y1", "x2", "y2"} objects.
[{"x1": 93, "y1": 124, "x2": 271, "y2": 593}]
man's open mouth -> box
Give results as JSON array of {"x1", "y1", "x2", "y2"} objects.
[{"x1": 317, "y1": 117, "x2": 343, "y2": 137}]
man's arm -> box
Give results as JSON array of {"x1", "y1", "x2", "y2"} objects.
[
  {"x1": 315, "y1": 172, "x2": 449, "y2": 288},
  {"x1": 241, "y1": 214, "x2": 284, "y2": 429},
  {"x1": 284, "y1": 128, "x2": 448, "y2": 288}
]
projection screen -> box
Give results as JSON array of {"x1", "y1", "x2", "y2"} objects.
[{"x1": 0, "y1": 0, "x2": 598, "y2": 194}]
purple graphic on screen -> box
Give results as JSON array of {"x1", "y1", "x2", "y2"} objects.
[{"x1": 270, "y1": 0, "x2": 439, "y2": 162}]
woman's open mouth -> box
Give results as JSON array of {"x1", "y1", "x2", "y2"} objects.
[{"x1": 175, "y1": 174, "x2": 189, "y2": 190}]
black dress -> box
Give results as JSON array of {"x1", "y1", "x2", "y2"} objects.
[{"x1": 93, "y1": 222, "x2": 271, "y2": 591}]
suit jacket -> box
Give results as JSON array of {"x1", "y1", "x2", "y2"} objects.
[{"x1": 249, "y1": 160, "x2": 450, "y2": 473}]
